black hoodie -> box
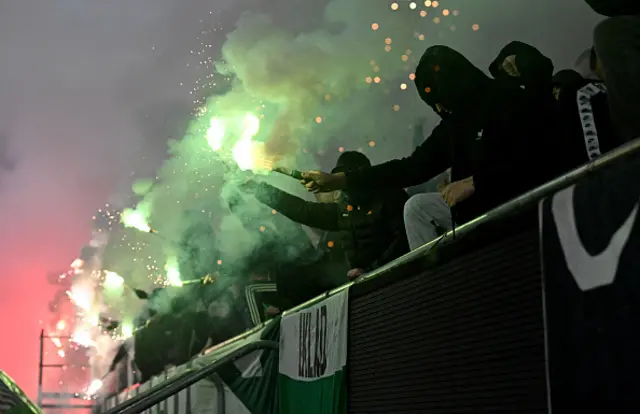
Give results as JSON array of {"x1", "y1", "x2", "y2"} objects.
[
  {"x1": 254, "y1": 182, "x2": 409, "y2": 271},
  {"x1": 346, "y1": 45, "x2": 556, "y2": 224},
  {"x1": 584, "y1": 0, "x2": 640, "y2": 16}
]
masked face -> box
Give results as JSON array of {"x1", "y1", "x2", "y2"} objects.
[{"x1": 415, "y1": 45, "x2": 490, "y2": 115}]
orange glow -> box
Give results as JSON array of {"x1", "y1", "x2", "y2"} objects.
[
  {"x1": 443, "y1": 9, "x2": 450, "y2": 16},
  {"x1": 365, "y1": 76, "x2": 373, "y2": 84},
  {"x1": 371, "y1": 23, "x2": 379, "y2": 30},
  {"x1": 420, "y1": 10, "x2": 427, "y2": 17},
  {"x1": 434, "y1": 64, "x2": 440, "y2": 72},
  {"x1": 217, "y1": 259, "x2": 222, "y2": 265},
  {"x1": 393, "y1": 104, "x2": 400, "y2": 111},
  {"x1": 472, "y1": 24, "x2": 480, "y2": 31},
  {"x1": 338, "y1": 146, "x2": 345, "y2": 152},
  {"x1": 409, "y1": 73, "x2": 416, "y2": 80},
  {"x1": 346, "y1": 205, "x2": 354, "y2": 212},
  {"x1": 432, "y1": 0, "x2": 439, "y2": 7},
  {"x1": 425, "y1": 87, "x2": 431, "y2": 93},
  {"x1": 384, "y1": 45, "x2": 392, "y2": 52},
  {"x1": 401, "y1": 54, "x2": 409, "y2": 62},
  {"x1": 384, "y1": 37, "x2": 392, "y2": 45},
  {"x1": 368, "y1": 140, "x2": 376, "y2": 147},
  {"x1": 315, "y1": 116, "x2": 323, "y2": 123},
  {"x1": 390, "y1": 2, "x2": 399, "y2": 10},
  {"x1": 373, "y1": 76, "x2": 381, "y2": 84},
  {"x1": 259, "y1": 226, "x2": 265, "y2": 232},
  {"x1": 418, "y1": 34, "x2": 425, "y2": 41},
  {"x1": 327, "y1": 241, "x2": 335, "y2": 248}
]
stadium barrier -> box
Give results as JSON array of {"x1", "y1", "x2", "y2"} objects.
[{"x1": 100, "y1": 137, "x2": 640, "y2": 414}]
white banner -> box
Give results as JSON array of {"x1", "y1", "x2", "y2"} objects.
[{"x1": 279, "y1": 289, "x2": 349, "y2": 382}]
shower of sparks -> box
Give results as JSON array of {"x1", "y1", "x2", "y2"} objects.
[{"x1": 42, "y1": 0, "x2": 477, "y2": 395}]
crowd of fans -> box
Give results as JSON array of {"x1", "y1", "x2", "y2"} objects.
[
  {"x1": 294, "y1": 1, "x2": 638, "y2": 266},
  {"x1": 108, "y1": 0, "x2": 639, "y2": 388}
]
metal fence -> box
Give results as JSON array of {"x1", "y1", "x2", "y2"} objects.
[{"x1": 102, "y1": 138, "x2": 640, "y2": 413}]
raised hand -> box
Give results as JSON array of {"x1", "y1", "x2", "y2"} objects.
[{"x1": 301, "y1": 170, "x2": 347, "y2": 193}]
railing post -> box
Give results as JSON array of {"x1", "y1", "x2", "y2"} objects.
[
  {"x1": 37, "y1": 329, "x2": 44, "y2": 407},
  {"x1": 211, "y1": 374, "x2": 225, "y2": 414}
]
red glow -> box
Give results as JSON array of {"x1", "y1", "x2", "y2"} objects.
[{"x1": 0, "y1": 177, "x2": 110, "y2": 400}]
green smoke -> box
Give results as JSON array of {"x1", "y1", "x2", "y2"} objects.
[{"x1": 105, "y1": 0, "x2": 431, "y2": 318}]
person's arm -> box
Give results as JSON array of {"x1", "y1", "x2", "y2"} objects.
[
  {"x1": 345, "y1": 122, "x2": 452, "y2": 192},
  {"x1": 254, "y1": 182, "x2": 341, "y2": 230},
  {"x1": 489, "y1": 41, "x2": 554, "y2": 90},
  {"x1": 364, "y1": 191, "x2": 410, "y2": 272}
]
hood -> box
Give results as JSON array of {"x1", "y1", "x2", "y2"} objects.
[
  {"x1": 489, "y1": 41, "x2": 554, "y2": 89},
  {"x1": 332, "y1": 151, "x2": 375, "y2": 204},
  {"x1": 331, "y1": 151, "x2": 371, "y2": 174},
  {"x1": 552, "y1": 69, "x2": 587, "y2": 90},
  {"x1": 574, "y1": 48, "x2": 602, "y2": 81},
  {"x1": 414, "y1": 45, "x2": 491, "y2": 114}
]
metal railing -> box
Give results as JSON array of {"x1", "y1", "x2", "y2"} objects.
[
  {"x1": 279, "y1": 136, "x2": 640, "y2": 318},
  {"x1": 103, "y1": 136, "x2": 639, "y2": 414},
  {"x1": 102, "y1": 340, "x2": 278, "y2": 414}
]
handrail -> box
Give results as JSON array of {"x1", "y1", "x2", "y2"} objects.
[
  {"x1": 103, "y1": 340, "x2": 278, "y2": 414},
  {"x1": 380, "y1": 136, "x2": 640, "y2": 275},
  {"x1": 211, "y1": 374, "x2": 226, "y2": 414},
  {"x1": 281, "y1": 137, "x2": 640, "y2": 317},
  {"x1": 103, "y1": 137, "x2": 640, "y2": 413}
]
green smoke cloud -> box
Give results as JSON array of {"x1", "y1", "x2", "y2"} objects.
[{"x1": 104, "y1": 0, "x2": 432, "y2": 316}]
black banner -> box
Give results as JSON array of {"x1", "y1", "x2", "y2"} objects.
[{"x1": 540, "y1": 153, "x2": 640, "y2": 412}]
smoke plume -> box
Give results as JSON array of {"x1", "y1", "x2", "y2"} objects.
[{"x1": 101, "y1": 0, "x2": 429, "y2": 304}]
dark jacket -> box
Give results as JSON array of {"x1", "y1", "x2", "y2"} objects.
[
  {"x1": 254, "y1": 183, "x2": 409, "y2": 271},
  {"x1": 552, "y1": 70, "x2": 622, "y2": 169},
  {"x1": 584, "y1": 0, "x2": 640, "y2": 16},
  {"x1": 489, "y1": 41, "x2": 554, "y2": 92},
  {"x1": 346, "y1": 45, "x2": 556, "y2": 224}
]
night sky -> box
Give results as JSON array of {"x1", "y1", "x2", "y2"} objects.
[{"x1": 0, "y1": 0, "x2": 601, "y2": 399}]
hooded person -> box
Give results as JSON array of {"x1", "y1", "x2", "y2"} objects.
[
  {"x1": 489, "y1": 41, "x2": 555, "y2": 93},
  {"x1": 583, "y1": 1, "x2": 640, "y2": 141},
  {"x1": 241, "y1": 151, "x2": 409, "y2": 282},
  {"x1": 301, "y1": 45, "x2": 558, "y2": 250},
  {"x1": 551, "y1": 65, "x2": 623, "y2": 170}
]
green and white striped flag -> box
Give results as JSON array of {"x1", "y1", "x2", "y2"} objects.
[{"x1": 278, "y1": 289, "x2": 349, "y2": 414}]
